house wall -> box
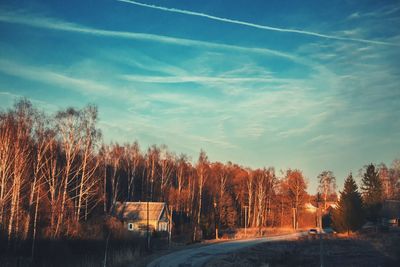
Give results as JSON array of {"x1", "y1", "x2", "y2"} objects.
[
  {"x1": 125, "y1": 220, "x2": 157, "y2": 230},
  {"x1": 124, "y1": 220, "x2": 170, "y2": 232}
]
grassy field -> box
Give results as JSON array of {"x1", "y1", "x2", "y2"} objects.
[{"x1": 205, "y1": 230, "x2": 400, "y2": 267}]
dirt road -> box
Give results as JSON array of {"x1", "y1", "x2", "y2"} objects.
[{"x1": 146, "y1": 232, "x2": 306, "y2": 267}]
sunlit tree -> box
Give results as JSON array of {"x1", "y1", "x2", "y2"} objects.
[{"x1": 332, "y1": 173, "x2": 364, "y2": 234}]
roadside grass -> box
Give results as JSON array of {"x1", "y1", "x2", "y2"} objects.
[
  {"x1": 233, "y1": 227, "x2": 295, "y2": 239},
  {"x1": 205, "y1": 230, "x2": 400, "y2": 267},
  {"x1": 0, "y1": 237, "x2": 150, "y2": 267}
]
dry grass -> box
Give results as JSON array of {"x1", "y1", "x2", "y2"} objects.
[
  {"x1": 205, "y1": 230, "x2": 400, "y2": 267},
  {"x1": 227, "y1": 227, "x2": 295, "y2": 239}
]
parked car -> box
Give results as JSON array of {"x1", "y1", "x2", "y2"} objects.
[
  {"x1": 308, "y1": 228, "x2": 318, "y2": 235},
  {"x1": 322, "y1": 227, "x2": 336, "y2": 234}
]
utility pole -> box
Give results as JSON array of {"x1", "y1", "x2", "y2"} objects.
[
  {"x1": 292, "y1": 207, "x2": 296, "y2": 230},
  {"x1": 147, "y1": 198, "x2": 150, "y2": 251},
  {"x1": 244, "y1": 205, "x2": 248, "y2": 238},
  {"x1": 214, "y1": 199, "x2": 218, "y2": 240},
  {"x1": 168, "y1": 205, "x2": 172, "y2": 246},
  {"x1": 317, "y1": 193, "x2": 324, "y2": 267}
]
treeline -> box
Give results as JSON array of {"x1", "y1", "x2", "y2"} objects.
[
  {"x1": 0, "y1": 100, "x2": 399, "y2": 245},
  {"x1": 0, "y1": 100, "x2": 309, "y2": 243},
  {"x1": 333, "y1": 163, "x2": 400, "y2": 234}
]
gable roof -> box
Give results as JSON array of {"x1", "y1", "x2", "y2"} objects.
[
  {"x1": 113, "y1": 201, "x2": 168, "y2": 222},
  {"x1": 305, "y1": 202, "x2": 317, "y2": 213}
]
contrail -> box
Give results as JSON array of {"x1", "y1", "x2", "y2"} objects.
[
  {"x1": 117, "y1": 0, "x2": 397, "y2": 47},
  {"x1": 0, "y1": 11, "x2": 299, "y2": 61}
]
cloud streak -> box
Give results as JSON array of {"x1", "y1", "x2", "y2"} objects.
[
  {"x1": 117, "y1": 0, "x2": 398, "y2": 47},
  {"x1": 0, "y1": 10, "x2": 297, "y2": 61},
  {"x1": 121, "y1": 74, "x2": 293, "y2": 84},
  {"x1": 0, "y1": 59, "x2": 111, "y2": 94}
]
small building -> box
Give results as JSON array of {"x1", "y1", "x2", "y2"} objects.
[
  {"x1": 305, "y1": 203, "x2": 318, "y2": 213},
  {"x1": 382, "y1": 200, "x2": 400, "y2": 227},
  {"x1": 325, "y1": 201, "x2": 337, "y2": 210},
  {"x1": 113, "y1": 201, "x2": 170, "y2": 232}
]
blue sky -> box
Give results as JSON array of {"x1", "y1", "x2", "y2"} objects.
[{"x1": 0, "y1": 0, "x2": 399, "y2": 192}]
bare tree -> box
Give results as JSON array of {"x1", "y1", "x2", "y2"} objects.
[
  {"x1": 75, "y1": 105, "x2": 101, "y2": 222},
  {"x1": 8, "y1": 100, "x2": 34, "y2": 240},
  {"x1": 145, "y1": 145, "x2": 160, "y2": 201},
  {"x1": 283, "y1": 169, "x2": 307, "y2": 229},
  {"x1": 254, "y1": 168, "x2": 275, "y2": 230},
  {"x1": 23, "y1": 112, "x2": 49, "y2": 240},
  {"x1": 176, "y1": 154, "x2": 188, "y2": 209},
  {"x1": 317, "y1": 170, "x2": 336, "y2": 210},
  {"x1": 160, "y1": 145, "x2": 175, "y2": 202},
  {"x1": 125, "y1": 142, "x2": 141, "y2": 201},
  {"x1": 194, "y1": 150, "x2": 209, "y2": 240},
  {"x1": 42, "y1": 129, "x2": 61, "y2": 237},
  {"x1": 210, "y1": 162, "x2": 229, "y2": 238},
  {"x1": 0, "y1": 113, "x2": 15, "y2": 231},
  {"x1": 54, "y1": 108, "x2": 83, "y2": 237},
  {"x1": 108, "y1": 144, "x2": 124, "y2": 210},
  {"x1": 98, "y1": 145, "x2": 108, "y2": 213},
  {"x1": 245, "y1": 169, "x2": 254, "y2": 227}
]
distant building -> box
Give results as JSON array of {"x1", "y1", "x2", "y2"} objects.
[
  {"x1": 305, "y1": 201, "x2": 337, "y2": 213},
  {"x1": 382, "y1": 200, "x2": 400, "y2": 226},
  {"x1": 305, "y1": 203, "x2": 318, "y2": 213},
  {"x1": 325, "y1": 201, "x2": 337, "y2": 210},
  {"x1": 113, "y1": 202, "x2": 170, "y2": 232}
]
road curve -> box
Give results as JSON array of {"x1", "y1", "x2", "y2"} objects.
[{"x1": 146, "y1": 232, "x2": 306, "y2": 267}]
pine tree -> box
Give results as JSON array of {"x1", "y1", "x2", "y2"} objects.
[
  {"x1": 332, "y1": 173, "x2": 364, "y2": 234},
  {"x1": 361, "y1": 164, "x2": 383, "y2": 223}
]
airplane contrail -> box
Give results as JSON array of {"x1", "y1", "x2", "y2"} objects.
[{"x1": 117, "y1": 0, "x2": 398, "y2": 47}]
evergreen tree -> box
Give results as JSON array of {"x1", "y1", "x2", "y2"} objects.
[
  {"x1": 332, "y1": 173, "x2": 364, "y2": 234},
  {"x1": 361, "y1": 164, "x2": 383, "y2": 223}
]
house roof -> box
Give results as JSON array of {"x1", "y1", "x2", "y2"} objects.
[
  {"x1": 305, "y1": 202, "x2": 317, "y2": 213},
  {"x1": 113, "y1": 201, "x2": 168, "y2": 222}
]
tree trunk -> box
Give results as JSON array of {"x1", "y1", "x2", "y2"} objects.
[
  {"x1": 55, "y1": 158, "x2": 71, "y2": 238},
  {"x1": 31, "y1": 186, "x2": 40, "y2": 258}
]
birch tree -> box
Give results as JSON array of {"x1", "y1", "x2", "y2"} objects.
[
  {"x1": 176, "y1": 154, "x2": 188, "y2": 211},
  {"x1": 54, "y1": 108, "x2": 83, "y2": 237},
  {"x1": 145, "y1": 145, "x2": 160, "y2": 201},
  {"x1": 160, "y1": 145, "x2": 175, "y2": 202},
  {"x1": 194, "y1": 150, "x2": 209, "y2": 240},
  {"x1": 42, "y1": 129, "x2": 61, "y2": 237},
  {"x1": 108, "y1": 144, "x2": 124, "y2": 210},
  {"x1": 8, "y1": 100, "x2": 34, "y2": 240},
  {"x1": 317, "y1": 170, "x2": 336, "y2": 210},
  {"x1": 125, "y1": 142, "x2": 141, "y2": 201},
  {"x1": 0, "y1": 113, "x2": 15, "y2": 231},
  {"x1": 75, "y1": 105, "x2": 100, "y2": 222},
  {"x1": 245, "y1": 169, "x2": 254, "y2": 227},
  {"x1": 284, "y1": 169, "x2": 307, "y2": 229},
  {"x1": 23, "y1": 112, "x2": 49, "y2": 240}
]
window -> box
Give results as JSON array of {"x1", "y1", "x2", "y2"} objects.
[
  {"x1": 128, "y1": 223, "x2": 134, "y2": 231},
  {"x1": 159, "y1": 222, "x2": 168, "y2": 231}
]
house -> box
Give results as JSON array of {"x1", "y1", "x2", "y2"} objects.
[
  {"x1": 382, "y1": 200, "x2": 400, "y2": 227},
  {"x1": 113, "y1": 201, "x2": 170, "y2": 232},
  {"x1": 324, "y1": 201, "x2": 337, "y2": 210},
  {"x1": 304, "y1": 202, "x2": 337, "y2": 213},
  {"x1": 305, "y1": 203, "x2": 318, "y2": 213}
]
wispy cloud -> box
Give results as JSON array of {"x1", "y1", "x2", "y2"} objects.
[
  {"x1": 117, "y1": 0, "x2": 399, "y2": 47},
  {"x1": 0, "y1": 90, "x2": 60, "y2": 112},
  {"x1": 347, "y1": 5, "x2": 400, "y2": 20},
  {"x1": 276, "y1": 110, "x2": 329, "y2": 138},
  {"x1": 305, "y1": 134, "x2": 335, "y2": 145},
  {"x1": 0, "y1": 10, "x2": 298, "y2": 61},
  {"x1": 0, "y1": 59, "x2": 111, "y2": 94},
  {"x1": 121, "y1": 74, "x2": 291, "y2": 84}
]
